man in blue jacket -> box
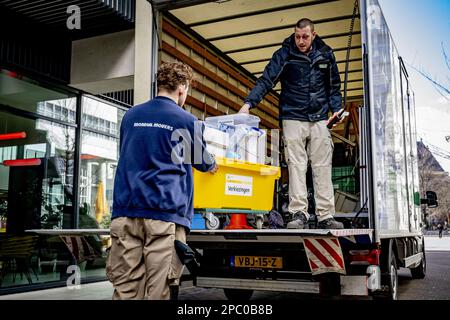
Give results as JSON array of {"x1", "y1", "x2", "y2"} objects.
[
  {"x1": 240, "y1": 18, "x2": 343, "y2": 229},
  {"x1": 106, "y1": 62, "x2": 217, "y2": 300}
]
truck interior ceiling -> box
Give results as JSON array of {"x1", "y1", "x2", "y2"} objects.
[{"x1": 155, "y1": 0, "x2": 365, "y2": 227}]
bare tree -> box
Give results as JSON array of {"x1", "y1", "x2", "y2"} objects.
[{"x1": 418, "y1": 141, "x2": 450, "y2": 227}]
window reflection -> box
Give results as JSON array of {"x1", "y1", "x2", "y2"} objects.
[
  {"x1": 37, "y1": 100, "x2": 76, "y2": 123},
  {"x1": 0, "y1": 70, "x2": 126, "y2": 291},
  {"x1": 79, "y1": 96, "x2": 124, "y2": 230},
  {"x1": 0, "y1": 70, "x2": 76, "y2": 122},
  {"x1": 0, "y1": 112, "x2": 75, "y2": 233}
]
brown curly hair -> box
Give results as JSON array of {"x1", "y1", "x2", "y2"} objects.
[{"x1": 157, "y1": 61, "x2": 194, "y2": 92}]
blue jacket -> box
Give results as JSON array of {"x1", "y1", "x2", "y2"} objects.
[
  {"x1": 245, "y1": 34, "x2": 342, "y2": 122},
  {"x1": 112, "y1": 96, "x2": 216, "y2": 230}
]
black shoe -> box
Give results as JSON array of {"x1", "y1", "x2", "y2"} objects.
[
  {"x1": 317, "y1": 218, "x2": 344, "y2": 229},
  {"x1": 287, "y1": 212, "x2": 309, "y2": 229}
]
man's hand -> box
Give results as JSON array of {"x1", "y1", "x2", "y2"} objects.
[
  {"x1": 239, "y1": 103, "x2": 251, "y2": 114},
  {"x1": 332, "y1": 111, "x2": 344, "y2": 124},
  {"x1": 327, "y1": 111, "x2": 345, "y2": 129},
  {"x1": 209, "y1": 163, "x2": 218, "y2": 174}
]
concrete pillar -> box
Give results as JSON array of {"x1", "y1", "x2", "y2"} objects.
[
  {"x1": 70, "y1": 30, "x2": 135, "y2": 94},
  {"x1": 133, "y1": 0, "x2": 154, "y2": 105}
]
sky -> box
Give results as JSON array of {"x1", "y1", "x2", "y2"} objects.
[{"x1": 378, "y1": 0, "x2": 450, "y2": 173}]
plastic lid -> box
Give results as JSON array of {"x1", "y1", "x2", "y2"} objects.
[{"x1": 205, "y1": 114, "x2": 260, "y2": 128}]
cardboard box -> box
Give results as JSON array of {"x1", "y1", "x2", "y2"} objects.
[{"x1": 334, "y1": 190, "x2": 359, "y2": 213}]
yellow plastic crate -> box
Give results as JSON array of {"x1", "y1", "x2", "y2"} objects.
[{"x1": 193, "y1": 157, "x2": 281, "y2": 211}]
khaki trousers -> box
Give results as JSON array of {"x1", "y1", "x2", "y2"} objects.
[
  {"x1": 283, "y1": 120, "x2": 335, "y2": 222},
  {"x1": 106, "y1": 217, "x2": 186, "y2": 300}
]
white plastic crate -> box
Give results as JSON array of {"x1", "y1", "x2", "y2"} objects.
[
  {"x1": 205, "y1": 113, "x2": 260, "y2": 128},
  {"x1": 206, "y1": 143, "x2": 227, "y2": 158},
  {"x1": 204, "y1": 124, "x2": 229, "y2": 147},
  {"x1": 203, "y1": 115, "x2": 266, "y2": 164}
]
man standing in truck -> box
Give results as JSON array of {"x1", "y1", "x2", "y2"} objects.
[
  {"x1": 106, "y1": 61, "x2": 218, "y2": 300},
  {"x1": 239, "y1": 18, "x2": 344, "y2": 229}
]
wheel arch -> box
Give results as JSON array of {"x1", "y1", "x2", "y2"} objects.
[{"x1": 380, "y1": 238, "x2": 399, "y2": 272}]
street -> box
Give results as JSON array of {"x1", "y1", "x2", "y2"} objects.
[
  {"x1": 178, "y1": 236, "x2": 450, "y2": 300},
  {"x1": 178, "y1": 250, "x2": 450, "y2": 300},
  {"x1": 1, "y1": 236, "x2": 449, "y2": 300}
]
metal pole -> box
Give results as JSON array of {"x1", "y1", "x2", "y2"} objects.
[{"x1": 72, "y1": 93, "x2": 83, "y2": 229}]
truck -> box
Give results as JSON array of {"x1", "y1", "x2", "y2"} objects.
[{"x1": 151, "y1": 0, "x2": 438, "y2": 300}]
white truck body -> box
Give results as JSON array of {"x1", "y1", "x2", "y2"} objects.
[{"x1": 152, "y1": 0, "x2": 431, "y2": 299}]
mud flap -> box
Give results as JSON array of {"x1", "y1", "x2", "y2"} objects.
[{"x1": 303, "y1": 237, "x2": 346, "y2": 275}]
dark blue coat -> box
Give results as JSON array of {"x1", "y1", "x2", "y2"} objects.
[
  {"x1": 245, "y1": 34, "x2": 342, "y2": 122},
  {"x1": 112, "y1": 96, "x2": 216, "y2": 230}
]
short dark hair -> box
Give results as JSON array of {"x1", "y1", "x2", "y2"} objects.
[
  {"x1": 295, "y1": 18, "x2": 314, "y2": 31},
  {"x1": 157, "y1": 61, "x2": 194, "y2": 92}
]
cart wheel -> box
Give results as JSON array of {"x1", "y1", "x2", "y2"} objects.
[
  {"x1": 256, "y1": 217, "x2": 263, "y2": 230},
  {"x1": 205, "y1": 215, "x2": 220, "y2": 230}
]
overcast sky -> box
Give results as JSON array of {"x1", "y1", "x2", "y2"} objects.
[{"x1": 377, "y1": 0, "x2": 450, "y2": 173}]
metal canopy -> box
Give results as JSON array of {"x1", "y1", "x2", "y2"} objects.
[
  {"x1": 150, "y1": 0, "x2": 213, "y2": 10},
  {"x1": 0, "y1": 0, "x2": 135, "y2": 39},
  {"x1": 169, "y1": 0, "x2": 363, "y2": 99}
]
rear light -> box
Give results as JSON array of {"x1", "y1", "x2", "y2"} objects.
[{"x1": 348, "y1": 249, "x2": 381, "y2": 265}]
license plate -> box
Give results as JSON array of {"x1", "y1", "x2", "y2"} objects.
[{"x1": 232, "y1": 256, "x2": 283, "y2": 269}]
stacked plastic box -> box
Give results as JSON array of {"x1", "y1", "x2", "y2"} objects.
[
  {"x1": 193, "y1": 113, "x2": 281, "y2": 222},
  {"x1": 203, "y1": 114, "x2": 267, "y2": 164},
  {"x1": 332, "y1": 166, "x2": 356, "y2": 194}
]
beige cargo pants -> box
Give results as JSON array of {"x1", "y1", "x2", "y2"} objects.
[
  {"x1": 283, "y1": 120, "x2": 335, "y2": 222},
  {"x1": 106, "y1": 217, "x2": 186, "y2": 300}
]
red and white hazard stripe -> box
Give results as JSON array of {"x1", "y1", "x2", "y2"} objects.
[{"x1": 303, "y1": 237, "x2": 346, "y2": 275}]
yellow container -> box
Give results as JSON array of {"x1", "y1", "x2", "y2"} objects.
[{"x1": 193, "y1": 157, "x2": 281, "y2": 211}]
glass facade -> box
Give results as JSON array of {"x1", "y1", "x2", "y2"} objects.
[
  {"x1": 79, "y1": 96, "x2": 124, "y2": 230},
  {"x1": 0, "y1": 69, "x2": 128, "y2": 291},
  {"x1": 0, "y1": 113, "x2": 76, "y2": 231}
]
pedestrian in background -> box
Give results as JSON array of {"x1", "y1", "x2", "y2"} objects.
[{"x1": 438, "y1": 223, "x2": 444, "y2": 238}]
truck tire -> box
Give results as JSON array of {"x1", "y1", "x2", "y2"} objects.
[
  {"x1": 320, "y1": 273, "x2": 341, "y2": 297},
  {"x1": 387, "y1": 253, "x2": 399, "y2": 300},
  {"x1": 223, "y1": 288, "x2": 253, "y2": 301},
  {"x1": 410, "y1": 239, "x2": 426, "y2": 279},
  {"x1": 373, "y1": 241, "x2": 398, "y2": 300}
]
